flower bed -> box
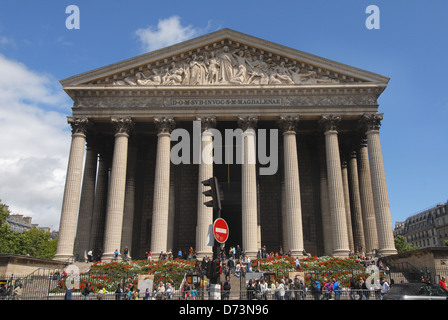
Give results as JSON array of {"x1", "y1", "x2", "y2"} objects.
[
  {"x1": 252, "y1": 256, "x2": 373, "y2": 287},
  {"x1": 51, "y1": 259, "x2": 196, "y2": 294}
]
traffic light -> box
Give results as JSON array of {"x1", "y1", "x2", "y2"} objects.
[
  {"x1": 201, "y1": 177, "x2": 222, "y2": 212},
  {"x1": 206, "y1": 259, "x2": 221, "y2": 284}
]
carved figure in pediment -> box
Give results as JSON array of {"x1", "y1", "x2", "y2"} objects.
[
  {"x1": 268, "y1": 61, "x2": 294, "y2": 85},
  {"x1": 162, "y1": 62, "x2": 183, "y2": 85},
  {"x1": 206, "y1": 51, "x2": 220, "y2": 84},
  {"x1": 181, "y1": 57, "x2": 191, "y2": 85},
  {"x1": 190, "y1": 55, "x2": 208, "y2": 85},
  {"x1": 228, "y1": 49, "x2": 253, "y2": 84},
  {"x1": 110, "y1": 43, "x2": 342, "y2": 86},
  {"x1": 246, "y1": 54, "x2": 269, "y2": 85},
  {"x1": 136, "y1": 69, "x2": 161, "y2": 85},
  {"x1": 217, "y1": 46, "x2": 234, "y2": 84}
]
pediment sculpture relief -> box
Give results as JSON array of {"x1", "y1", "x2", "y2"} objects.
[{"x1": 113, "y1": 45, "x2": 340, "y2": 87}]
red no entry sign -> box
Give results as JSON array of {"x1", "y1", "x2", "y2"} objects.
[{"x1": 213, "y1": 218, "x2": 229, "y2": 243}]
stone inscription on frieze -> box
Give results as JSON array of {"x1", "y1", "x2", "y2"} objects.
[
  {"x1": 113, "y1": 43, "x2": 341, "y2": 87},
  {"x1": 171, "y1": 98, "x2": 282, "y2": 107}
]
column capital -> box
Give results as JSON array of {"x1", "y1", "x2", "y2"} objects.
[
  {"x1": 319, "y1": 114, "x2": 341, "y2": 132},
  {"x1": 278, "y1": 115, "x2": 300, "y2": 133},
  {"x1": 238, "y1": 116, "x2": 258, "y2": 131},
  {"x1": 154, "y1": 116, "x2": 175, "y2": 134},
  {"x1": 360, "y1": 113, "x2": 383, "y2": 132},
  {"x1": 111, "y1": 117, "x2": 134, "y2": 135},
  {"x1": 196, "y1": 116, "x2": 217, "y2": 132},
  {"x1": 67, "y1": 117, "x2": 89, "y2": 135}
]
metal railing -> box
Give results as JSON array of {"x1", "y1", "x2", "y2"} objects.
[{"x1": 2, "y1": 264, "x2": 446, "y2": 300}]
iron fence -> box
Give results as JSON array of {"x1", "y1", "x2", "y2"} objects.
[{"x1": 2, "y1": 264, "x2": 448, "y2": 300}]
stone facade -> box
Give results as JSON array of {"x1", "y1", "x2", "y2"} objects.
[
  {"x1": 394, "y1": 202, "x2": 448, "y2": 248},
  {"x1": 54, "y1": 29, "x2": 397, "y2": 261}
]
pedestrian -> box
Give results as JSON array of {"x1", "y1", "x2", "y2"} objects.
[
  {"x1": 275, "y1": 279, "x2": 285, "y2": 300},
  {"x1": 123, "y1": 246, "x2": 129, "y2": 261},
  {"x1": 165, "y1": 282, "x2": 174, "y2": 300},
  {"x1": 332, "y1": 278, "x2": 341, "y2": 300},
  {"x1": 155, "y1": 281, "x2": 165, "y2": 300},
  {"x1": 115, "y1": 283, "x2": 123, "y2": 300},
  {"x1": 349, "y1": 277, "x2": 357, "y2": 300},
  {"x1": 259, "y1": 278, "x2": 268, "y2": 300},
  {"x1": 64, "y1": 287, "x2": 72, "y2": 300},
  {"x1": 357, "y1": 278, "x2": 368, "y2": 300},
  {"x1": 82, "y1": 282, "x2": 92, "y2": 300},
  {"x1": 235, "y1": 245, "x2": 241, "y2": 260},
  {"x1": 439, "y1": 276, "x2": 447, "y2": 290},
  {"x1": 380, "y1": 277, "x2": 390, "y2": 298},
  {"x1": 223, "y1": 276, "x2": 231, "y2": 300},
  {"x1": 295, "y1": 257, "x2": 301, "y2": 270},
  {"x1": 310, "y1": 278, "x2": 321, "y2": 300},
  {"x1": 114, "y1": 249, "x2": 119, "y2": 261},
  {"x1": 87, "y1": 250, "x2": 93, "y2": 262},
  {"x1": 247, "y1": 279, "x2": 256, "y2": 300},
  {"x1": 298, "y1": 279, "x2": 306, "y2": 300},
  {"x1": 323, "y1": 278, "x2": 333, "y2": 300}
]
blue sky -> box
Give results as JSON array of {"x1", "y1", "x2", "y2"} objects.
[{"x1": 0, "y1": 0, "x2": 447, "y2": 230}]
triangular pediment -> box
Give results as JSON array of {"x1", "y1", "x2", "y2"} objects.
[{"x1": 60, "y1": 29, "x2": 389, "y2": 88}]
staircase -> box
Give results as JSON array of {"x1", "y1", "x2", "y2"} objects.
[{"x1": 221, "y1": 272, "x2": 242, "y2": 300}]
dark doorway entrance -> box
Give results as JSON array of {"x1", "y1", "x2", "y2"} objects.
[{"x1": 214, "y1": 161, "x2": 242, "y2": 252}]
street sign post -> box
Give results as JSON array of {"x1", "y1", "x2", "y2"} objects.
[{"x1": 213, "y1": 218, "x2": 229, "y2": 244}]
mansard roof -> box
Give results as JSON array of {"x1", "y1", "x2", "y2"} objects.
[{"x1": 60, "y1": 28, "x2": 389, "y2": 90}]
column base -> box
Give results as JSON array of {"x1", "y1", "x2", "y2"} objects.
[
  {"x1": 290, "y1": 249, "x2": 305, "y2": 257},
  {"x1": 102, "y1": 252, "x2": 123, "y2": 262},
  {"x1": 331, "y1": 249, "x2": 350, "y2": 258},
  {"x1": 378, "y1": 248, "x2": 397, "y2": 257},
  {"x1": 196, "y1": 251, "x2": 214, "y2": 260},
  {"x1": 53, "y1": 253, "x2": 74, "y2": 262}
]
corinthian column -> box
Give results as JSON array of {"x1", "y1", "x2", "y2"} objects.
[
  {"x1": 348, "y1": 151, "x2": 366, "y2": 253},
  {"x1": 361, "y1": 114, "x2": 397, "y2": 256},
  {"x1": 55, "y1": 117, "x2": 89, "y2": 261},
  {"x1": 358, "y1": 138, "x2": 379, "y2": 256},
  {"x1": 102, "y1": 117, "x2": 134, "y2": 261},
  {"x1": 319, "y1": 115, "x2": 350, "y2": 257},
  {"x1": 196, "y1": 117, "x2": 216, "y2": 259},
  {"x1": 238, "y1": 116, "x2": 259, "y2": 259},
  {"x1": 151, "y1": 117, "x2": 175, "y2": 257},
  {"x1": 279, "y1": 116, "x2": 304, "y2": 256},
  {"x1": 74, "y1": 144, "x2": 98, "y2": 261}
]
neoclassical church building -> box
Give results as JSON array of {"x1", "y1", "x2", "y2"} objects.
[{"x1": 54, "y1": 29, "x2": 397, "y2": 261}]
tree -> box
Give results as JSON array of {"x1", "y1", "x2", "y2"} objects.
[
  {"x1": 0, "y1": 200, "x2": 57, "y2": 259},
  {"x1": 394, "y1": 235, "x2": 419, "y2": 254}
]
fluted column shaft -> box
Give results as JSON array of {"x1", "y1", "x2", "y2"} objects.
[
  {"x1": 358, "y1": 139, "x2": 379, "y2": 255},
  {"x1": 341, "y1": 162, "x2": 354, "y2": 251},
  {"x1": 320, "y1": 115, "x2": 350, "y2": 257},
  {"x1": 121, "y1": 140, "x2": 138, "y2": 259},
  {"x1": 239, "y1": 117, "x2": 259, "y2": 258},
  {"x1": 348, "y1": 151, "x2": 366, "y2": 253},
  {"x1": 151, "y1": 117, "x2": 175, "y2": 257},
  {"x1": 279, "y1": 116, "x2": 304, "y2": 256},
  {"x1": 196, "y1": 117, "x2": 216, "y2": 258},
  {"x1": 319, "y1": 140, "x2": 333, "y2": 255},
  {"x1": 362, "y1": 114, "x2": 397, "y2": 256},
  {"x1": 90, "y1": 155, "x2": 110, "y2": 255},
  {"x1": 102, "y1": 118, "x2": 133, "y2": 261},
  {"x1": 74, "y1": 146, "x2": 98, "y2": 261},
  {"x1": 55, "y1": 117, "x2": 89, "y2": 261}
]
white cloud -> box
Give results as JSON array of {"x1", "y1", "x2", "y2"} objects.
[
  {"x1": 135, "y1": 16, "x2": 205, "y2": 52},
  {"x1": 0, "y1": 54, "x2": 71, "y2": 230}
]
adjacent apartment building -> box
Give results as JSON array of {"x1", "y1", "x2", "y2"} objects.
[{"x1": 394, "y1": 201, "x2": 448, "y2": 248}]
